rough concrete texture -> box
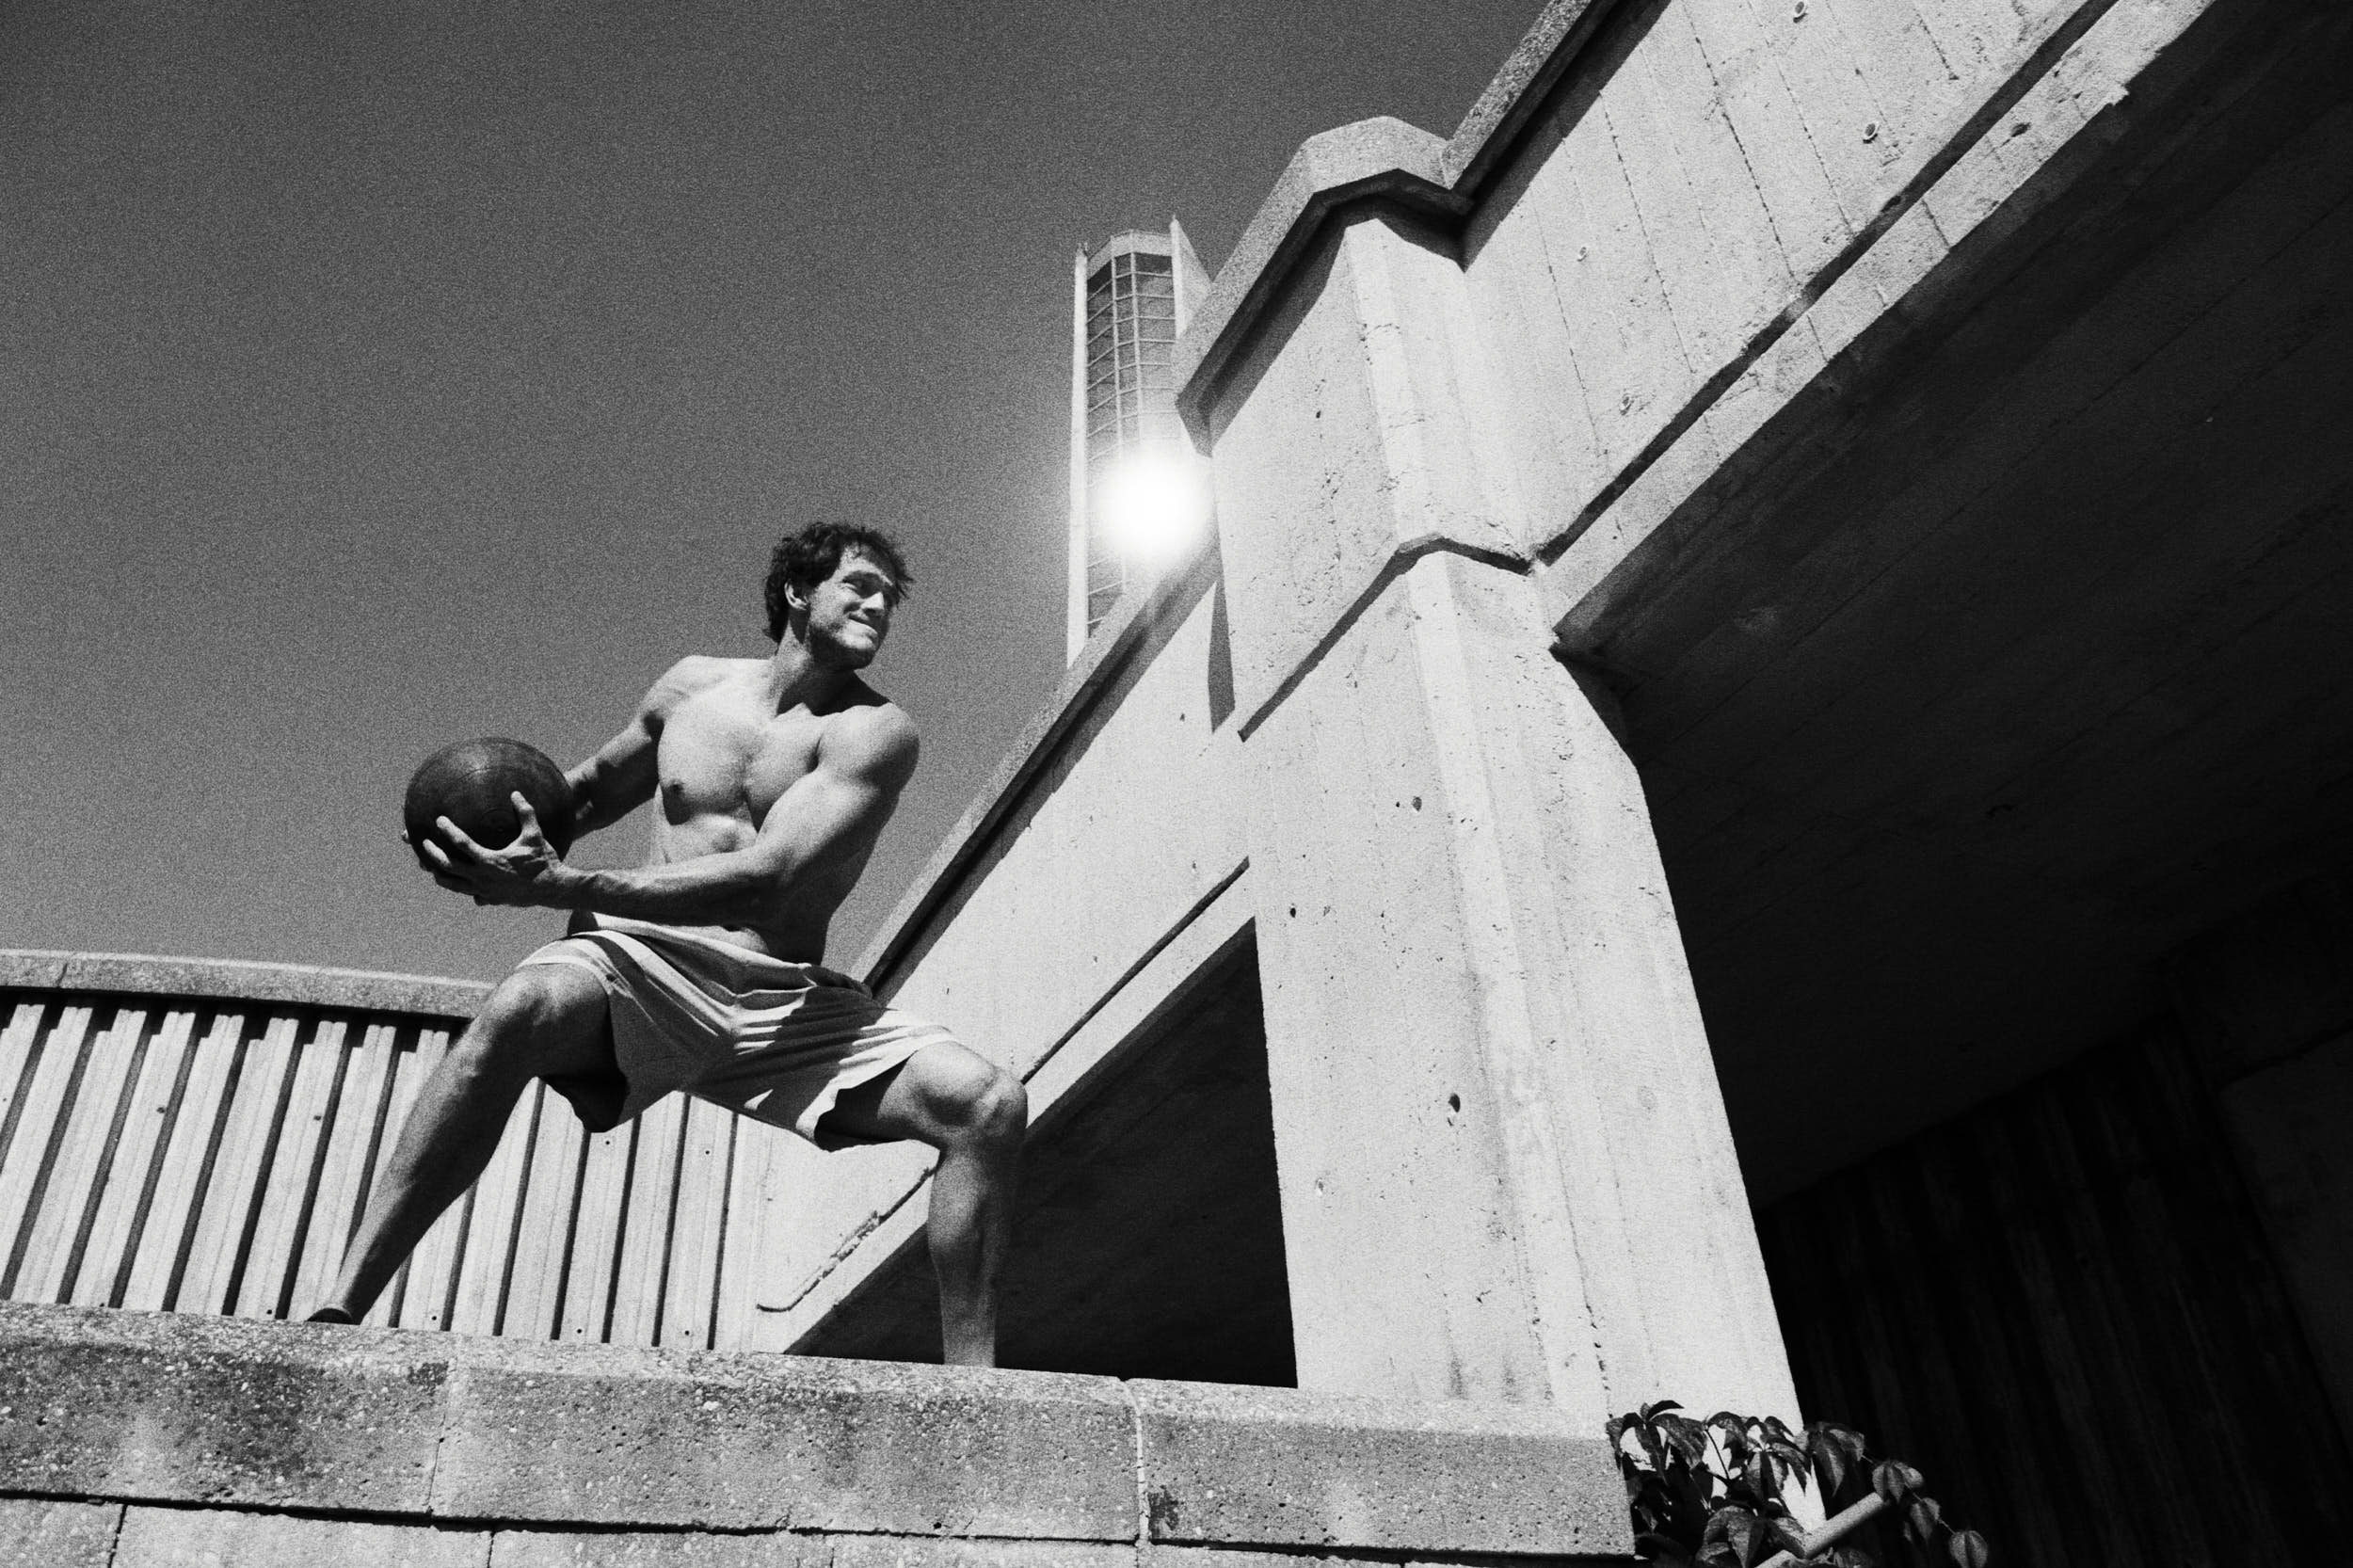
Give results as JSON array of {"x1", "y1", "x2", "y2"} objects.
[
  {"x1": 0, "y1": 1304, "x2": 1637, "y2": 1562},
  {"x1": 1130, "y1": 1378, "x2": 1628, "y2": 1557},
  {"x1": 112, "y1": 1507, "x2": 489, "y2": 1567},
  {"x1": 488, "y1": 1529, "x2": 805, "y2": 1566},
  {"x1": 1174, "y1": 118, "x2": 1466, "y2": 434},
  {"x1": 1441, "y1": 0, "x2": 1622, "y2": 194},
  {"x1": 0, "y1": 1497, "x2": 118, "y2": 1567},
  {"x1": 0, "y1": 1302, "x2": 447, "y2": 1512},
  {"x1": 1207, "y1": 215, "x2": 1530, "y2": 727},
  {"x1": 824, "y1": 1540, "x2": 1135, "y2": 1568},
  {"x1": 1239, "y1": 550, "x2": 1797, "y2": 1423},
  {"x1": 430, "y1": 1339, "x2": 1137, "y2": 1537}
]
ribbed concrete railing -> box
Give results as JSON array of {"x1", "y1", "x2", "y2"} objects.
[{"x1": 0, "y1": 952, "x2": 783, "y2": 1349}]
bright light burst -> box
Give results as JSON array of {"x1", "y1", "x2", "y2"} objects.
[{"x1": 1098, "y1": 448, "x2": 1211, "y2": 564}]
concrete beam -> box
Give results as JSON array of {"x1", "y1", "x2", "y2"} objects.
[{"x1": 1535, "y1": 0, "x2": 2256, "y2": 651}]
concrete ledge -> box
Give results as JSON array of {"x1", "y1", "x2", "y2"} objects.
[
  {"x1": 430, "y1": 1338, "x2": 1136, "y2": 1537},
  {"x1": 1172, "y1": 118, "x2": 1465, "y2": 440},
  {"x1": 1132, "y1": 1380, "x2": 1627, "y2": 1557},
  {"x1": 0, "y1": 1304, "x2": 1634, "y2": 1561},
  {"x1": 0, "y1": 1300, "x2": 448, "y2": 1512},
  {"x1": 0, "y1": 949, "x2": 491, "y2": 1022},
  {"x1": 1440, "y1": 0, "x2": 1625, "y2": 196}
]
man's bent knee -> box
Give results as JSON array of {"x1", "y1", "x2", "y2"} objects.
[
  {"x1": 472, "y1": 965, "x2": 612, "y2": 1076},
  {"x1": 942, "y1": 1056, "x2": 1027, "y2": 1147},
  {"x1": 906, "y1": 1044, "x2": 1027, "y2": 1149}
]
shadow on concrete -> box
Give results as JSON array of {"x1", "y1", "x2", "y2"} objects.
[{"x1": 801, "y1": 941, "x2": 1296, "y2": 1385}]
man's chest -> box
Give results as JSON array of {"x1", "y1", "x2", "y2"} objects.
[{"x1": 657, "y1": 694, "x2": 825, "y2": 821}]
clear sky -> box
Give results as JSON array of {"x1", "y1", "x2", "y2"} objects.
[{"x1": 2, "y1": 0, "x2": 1544, "y2": 984}]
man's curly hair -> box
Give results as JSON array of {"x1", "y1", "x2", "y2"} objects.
[{"x1": 763, "y1": 522, "x2": 913, "y2": 642}]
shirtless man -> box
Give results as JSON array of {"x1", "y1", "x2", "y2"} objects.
[{"x1": 312, "y1": 522, "x2": 1026, "y2": 1366}]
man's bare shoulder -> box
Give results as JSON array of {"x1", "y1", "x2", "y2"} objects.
[
  {"x1": 642, "y1": 655, "x2": 763, "y2": 719},
  {"x1": 820, "y1": 691, "x2": 919, "y2": 781}
]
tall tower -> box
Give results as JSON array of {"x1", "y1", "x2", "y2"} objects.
[{"x1": 1066, "y1": 219, "x2": 1211, "y2": 661}]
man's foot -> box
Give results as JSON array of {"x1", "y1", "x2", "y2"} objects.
[{"x1": 305, "y1": 1305, "x2": 358, "y2": 1325}]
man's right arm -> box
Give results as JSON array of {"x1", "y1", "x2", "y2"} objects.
[{"x1": 562, "y1": 657, "x2": 717, "y2": 840}]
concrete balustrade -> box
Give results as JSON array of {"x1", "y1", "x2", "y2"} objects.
[{"x1": 0, "y1": 952, "x2": 787, "y2": 1350}]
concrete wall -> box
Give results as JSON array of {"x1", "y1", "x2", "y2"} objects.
[
  {"x1": 1462, "y1": 0, "x2": 2089, "y2": 566},
  {"x1": 0, "y1": 1302, "x2": 1634, "y2": 1565}
]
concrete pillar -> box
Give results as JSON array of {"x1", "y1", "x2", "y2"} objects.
[{"x1": 1205, "y1": 187, "x2": 1798, "y2": 1425}]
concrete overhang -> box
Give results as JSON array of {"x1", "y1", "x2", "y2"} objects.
[
  {"x1": 1524, "y1": 0, "x2": 2353, "y2": 1192},
  {"x1": 1165, "y1": 0, "x2": 2353, "y2": 1202}
]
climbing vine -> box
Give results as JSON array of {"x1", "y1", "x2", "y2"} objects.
[{"x1": 1607, "y1": 1401, "x2": 1991, "y2": 1567}]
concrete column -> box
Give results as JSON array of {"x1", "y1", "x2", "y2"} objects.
[{"x1": 1206, "y1": 188, "x2": 1797, "y2": 1425}]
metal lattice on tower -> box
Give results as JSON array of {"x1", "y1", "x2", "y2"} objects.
[{"x1": 1065, "y1": 221, "x2": 1210, "y2": 662}]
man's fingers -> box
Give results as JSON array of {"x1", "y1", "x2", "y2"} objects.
[
  {"x1": 420, "y1": 837, "x2": 456, "y2": 872},
  {"x1": 508, "y1": 792, "x2": 548, "y2": 851},
  {"x1": 436, "y1": 815, "x2": 488, "y2": 861}
]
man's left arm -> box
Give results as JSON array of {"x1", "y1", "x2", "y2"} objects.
[{"x1": 425, "y1": 706, "x2": 919, "y2": 927}]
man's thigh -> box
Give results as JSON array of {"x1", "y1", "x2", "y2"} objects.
[
  {"x1": 494, "y1": 962, "x2": 626, "y2": 1128},
  {"x1": 820, "y1": 1040, "x2": 997, "y2": 1147}
]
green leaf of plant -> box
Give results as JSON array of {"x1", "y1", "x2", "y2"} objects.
[
  {"x1": 1826, "y1": 1424, "x2": 1869, "y2": 1468},
  {"x1": 1708, "y1": 1507, "x2": 1765, "y2": 1567},
  {"x1": 1663, "y1": 1415, "x2": 1710, "y2": 1466},
  {"x1": 1636, "y1": 1528, "x2": 1697, "y2": 1564},
  {"x1": 1872, "y1": 1461, "x2": 1914, "y2": 1503},
  {"x1": 1907, "y1": 1496, "x2": 1943, "y2": 1543},
  {"x1": 1947, "y1": 1528, "x2": 1990, "y2": 1567}
]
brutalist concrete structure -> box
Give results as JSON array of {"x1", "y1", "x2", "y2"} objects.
[
  {"x1": 1066, "y1": 221, "x2": 1212, "y2": 657},
  {"x1": 4, "y1": 0, "x2": 2350, "y2": 1560}
]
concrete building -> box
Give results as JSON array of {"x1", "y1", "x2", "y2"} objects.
[
  {"x1": 1066, "y1": 221, "x2": 1210, "y2": 659},
  {"x1": 3, "y1": 0, "x2": 2351, "y2": 1561}
]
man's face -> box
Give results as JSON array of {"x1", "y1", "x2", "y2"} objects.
[{"x1": 796, "y1": 547, "x2": 900, "y2": 669}]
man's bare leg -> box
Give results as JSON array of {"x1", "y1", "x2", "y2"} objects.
[
  {"x1": 824, "y1": 1043, "x2": 1027, "y2": 1366},
  {"x1": 312, "y1": 964, "x2": 617, "y2": 1322}
]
